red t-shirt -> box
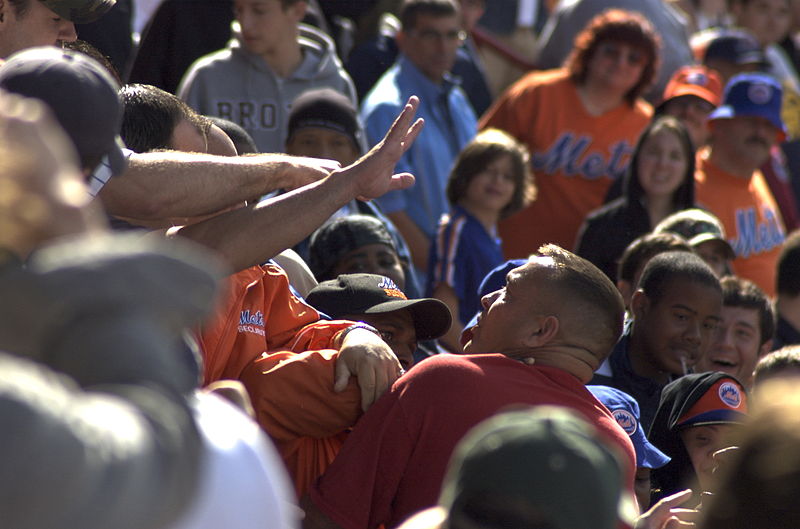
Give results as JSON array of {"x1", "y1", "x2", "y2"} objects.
[
  {"x1": 480, "y1": 69, "x2": 652, "y2": 256},
  {"x1": 309, "y1": 353, "x2": 635, "y2": 529}
]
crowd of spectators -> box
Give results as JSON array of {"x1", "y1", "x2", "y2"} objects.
[{"x1": 5, "y1": 0, "x2": 800, "y2": 528}]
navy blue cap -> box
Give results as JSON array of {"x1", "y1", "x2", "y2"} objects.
[
  {"x1": 709, "y1": 73, "x2": 787, "y2": 141},
  {"x1": 461, "y1": 259, "x2": 528, "y2": 339},
  {"x1": 0, "y1": 46, "x2": 127, "y2": 176},
  {"x1": 588, "y1": 385, "x2": 671, "y2": 470}
]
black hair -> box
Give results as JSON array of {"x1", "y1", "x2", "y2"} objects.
[
  {"x1": 639, "y1": 251, "x2": 721, "y2": 305},
  {"x1": 777, "y1": 230, "x2": 800, "y2": 297},
  {"x1": 720, "y1": 275, "x2": 774, "y2": 346},
  {"x1": 207, "y1": 116, "x2": 259, "y2": 155},
  {"x1": 617, "y1": 232, "x2": 693, "y2": 285},
  {"x1": 754, "y1": 346, "x2": 800, "y2": 384},
  {"x1": 400, "y1": 0, "x2": 459, "y2": 30},
  {"x1": 119, "y1": 83, "x2": 209, "y2": 153}
]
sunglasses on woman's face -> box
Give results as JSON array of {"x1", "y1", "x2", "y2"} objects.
[{"x1": 596, "y1": 42, "x2": 646, "y2": 66}]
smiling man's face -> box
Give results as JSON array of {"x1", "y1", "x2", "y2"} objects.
[
  {"x1": 696, "y1": 305, "x2": 768, "y2": 387},
  {"x1": 632, "y1": 277, "x2": 722, "y2": 379}
]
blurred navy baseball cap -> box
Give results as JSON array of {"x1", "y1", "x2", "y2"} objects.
[
  {"x1": 703, "y1": 29, "x2": 768, "y2": 67},
  {"x1": 589, "y1": 385, "x2": 671, "y2": 470},
  {"x1": 0, "y1": 46, "x2": 127, "y2": 178},
  {"x1": 709, "y1": 72, "x2": 787, "y2": 141},
  {"x1": 461, "y1": 259, "x2": 528, "y2": 344},
  {"x1": 40, "y1": 0, "x2": 116, "y2": 23}
]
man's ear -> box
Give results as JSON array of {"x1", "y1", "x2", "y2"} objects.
[
  {"x1": 630, "y1": 289, "x2": 649, "y2": 320},
  {"x1": 616, "y1": 279, "x2": 633, "y2": 307},
  {"x1": 289, "y1": 1, "x2": 308, "y2": 23},
  {"x1": 522, "y1": 315, "x2": 559, "y2": 348},
  {"x1": 758, "y1": 339, "x2": 772, "y2": 359},
  {"x1": 396, "y1": 29, "x2": 407, "y2": 53}
]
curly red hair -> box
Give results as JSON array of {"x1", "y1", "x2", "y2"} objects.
[{"x1": 564, "y1": 9, "x2": 660, "y2": 105}]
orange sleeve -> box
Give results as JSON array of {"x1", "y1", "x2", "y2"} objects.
[
  {"x1": 283, "y1": 319, "x2": 357, "y2": 352},
  {"x1": 260, "y1": 264, "x2": 322, "y2": 350},
  {"x1": 240, "y1": 349, "x2": 362, "y2": 441}
]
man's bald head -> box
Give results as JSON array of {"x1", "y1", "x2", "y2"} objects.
[{"x1": 528, "y1": 245, "x2": 626, "y2": 361}]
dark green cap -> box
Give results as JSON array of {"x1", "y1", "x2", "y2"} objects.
[
  {"x1": 40, "y1": 0, "x2": 116, "y2": 23},
  {"x1": 440, "y1": 406, "x2": 637, "y2": 529}
]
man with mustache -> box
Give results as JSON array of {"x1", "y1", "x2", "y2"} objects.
[{"x1": 695, "y1": 73, "x2": 788, "y2": 296}]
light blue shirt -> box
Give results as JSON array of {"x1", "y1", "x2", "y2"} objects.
[{"x1": 361, "y1": 55, "x2": 478, "y2": 237}]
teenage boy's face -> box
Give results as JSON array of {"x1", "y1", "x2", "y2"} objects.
[
  {"x1": 633, "y1": 278, "x2": 722, "y2": 376},
  {"x1": 694, "y1": 240, "x2": 731, "y2": 277},
  {"x1": 349, "y1": 311, "x2": 417, "y2": 371},
  {"x1": 696, "y1": 305, "x2": 766, "y2": 387},
  {"x1": 679, "y1": 424, "x2": 735, "y2": 492},
  {"x1": 286, "y1": 127, "x2": 359, "y2": 166},
  {"x1": 0, "y1": 1, "x2": 77, "y2": 58},
  {"x1": 234, "y1": 0, "x2": 305, "y2": 57}
]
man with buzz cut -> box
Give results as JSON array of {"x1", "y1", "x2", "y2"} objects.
[
  {"x1": 0, "y1": 0, "x2": 112, "y2": 59},
  {"x1": 303, "y1": 245, "x2": 636, "y2": 529}
]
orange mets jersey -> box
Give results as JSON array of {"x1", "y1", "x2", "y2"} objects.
[
  {"x1": 480, "y1": 69, "x2": 652, "y2": 256},
  {"x1": 696, "y1": 150, "x2": 786, "y2": 296}
]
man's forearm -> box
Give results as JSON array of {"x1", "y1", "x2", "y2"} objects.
[
  {"x1": 176, "y1": 170, "x2": 358, "y2": 272},
  {"x1": 99, "y1": 152, "x2": 333, "y2": 220}
]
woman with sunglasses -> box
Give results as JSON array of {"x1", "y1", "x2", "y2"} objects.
[{"x1": 480, "y1": 9, "x2": 659, "y2": 259}]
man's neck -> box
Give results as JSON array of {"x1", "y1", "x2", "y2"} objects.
[
  {"x1": 261, "y1": 42, "x2": 303, "y2": 78},
  {"x1": 777, "y1": 295, "x2": 800, "y2": 331},
  {"x1": 503, "y1": 343, "x2": 599, "y2": 384},
  {"x1": 576, "y1": 81, "x2": 626, "y2": 116},
  {"x1": 707, "y1": 145, "x2": 758, "y2": 179},
  {"x1": 628, "y1": 326, "x2": 672, "y2": 384}
]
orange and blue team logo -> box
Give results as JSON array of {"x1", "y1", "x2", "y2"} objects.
[
  {"x1": 719, "y1": 382, "x2": 743, "y2": 409},
  {"x1": 730, "y1": 207, "x2": 785, "y2": 257},
  {"x1": 378, "y1": 276, "x2": 407, "y2": 300},
  {"x1": 612, "y1": 409, "x2": 638, "y2": 436},
  {"x1": 531, "y1": 133, "x2": 635, "y2": 180}
]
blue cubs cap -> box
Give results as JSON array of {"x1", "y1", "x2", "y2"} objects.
[
  {"x1": 709, "y1": 73, "x2": 787, "y2": 141},
  {"x1": 588, "y1": 385, "x2": 671, "y2": 470}
]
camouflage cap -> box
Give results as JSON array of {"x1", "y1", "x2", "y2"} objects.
[{"x1": 39, "y1": 0, "x2": 116, "y2": 23}]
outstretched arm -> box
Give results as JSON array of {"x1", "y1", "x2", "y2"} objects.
[
  {"x1": 99, "y1": 152, "x2": 340, "y2": 220},
  {"x1": 176, "y1": 97, "x2": 424, "y2": 273}
]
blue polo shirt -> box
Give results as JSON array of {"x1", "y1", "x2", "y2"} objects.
[{"x1": 361, "y1": 55, "x2": 478, "y2": 238}]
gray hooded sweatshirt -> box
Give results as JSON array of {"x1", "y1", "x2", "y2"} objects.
[{"x1": 178, "y1": 23, "x2": 357, "y2": 153}]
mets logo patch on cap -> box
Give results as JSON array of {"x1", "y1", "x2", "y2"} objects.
[
  {"x1": 377, "y1": 276, "x2": 407, "y2": 300},
  {"x1": 685, "y1": 71, "x2": 709, "y2": 87},
  {"x1": 612, "y1": 409, "x2": 638, "y2": 436},
  {"x1": 677, "y1": 378, "x2": 748, "y2": 428},
  {"x1": 748, "y1": 82, "x2": 773, "y2": 105},
  {"x1": 719, "y1": 381, "x2": 743, "y2": 408}
]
